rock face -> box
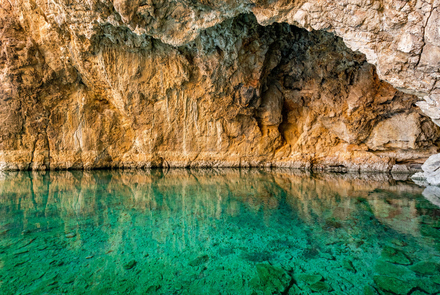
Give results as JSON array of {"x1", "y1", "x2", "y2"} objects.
[
  {"x1": 0, "y1": 0, "x2": 439, "y2": 171},
  {"x1": 411, "y1": 153, "x2": 440, "y2": 186},
  {"x1": 421, "y1": 154, "x2": 440, "y2": 185}
]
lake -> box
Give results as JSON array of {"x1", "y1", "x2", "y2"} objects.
[{"x1": 0, "y1": 169, "x2": 439, "y2": 294}]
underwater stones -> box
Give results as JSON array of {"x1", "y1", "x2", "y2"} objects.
[
  {"x1": 2, "y1": 169, "x2": 440, "y2": 294},
  {"x1": 309, "y1": 281, "x2": 332, "y2": 292},
  {"x1": 420, "y1": 224, "x2": 440, "y2": 240},
  {"x1": 324, "y1": 219, "x2": 343, "y2": 230},
  {"x1": 37, "y1": 245, "x2": 48, "y2": 251},
  {"x1": 294, "y1": 273, "x2": 333, "y2": 293},
  {"x1": 363, "y1": 285, "x2": 378, "y2": 295},
  {"x1": 295, "y1": 274, "x2": 322, "y2": 286},
  {"x1": 374, "y1": 261, "x2": 411, "y2": 278},
  {"x1": 13, "y1": 249, "x2": 29, "y2": 256},
  {"x1": 380, "y1": 246, "x2": 412, "y2": 265},
  {"x1": 218, "y1": 247, "x2": 235, "y2": 257},
  {"x1": 287, "y1": 285, "x2": 302, "y2": 295},
  {"x1": 250, "y1": 263, "x2": 291, "y2": 294},
  {"x1": 343, "y1": 258, "x2": 356, "y2": 273},
  {"x1": 318, "y1": 251, "x2": 335, "y2": 261},
  {"x1": 373, "y1": 276, "x2": 415, "y2": 295},
  {"x1": 410, "y1": 261, "x2": 440, "y2": 275},
  {"x1": 390, "y1": 239, "x2": 408, "y2": 248},
  {"x1": 145, "y1": 285, "x2": 161, "y2": 293},
  {"x1": 416, "y1": 278, "x2": 440, "y2": 294},
  {"x1": 189, "y1": 255, "x2": 209, "y2": 267},
  {"x1": 123, "y1": 260, "x2": 137, "y2": 270},
  {"x1": 432, "y1": 275, "x2": 440, "y2": 285},
  {"x1": 244, "y1": 251, "x2": 274, "y2": 262},
  {"x1": 53, "y1": 260, "x2": 64, "y2": 267},
  {"x1": 302, "y1": 247, "x2": 320, "y2": 259},
  {"x1": 15, "y1": 237, "x2": 36, "y2": 251}
]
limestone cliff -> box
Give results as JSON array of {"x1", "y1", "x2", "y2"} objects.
[{"x1": 1, "y1": 0, "x2": 439, "y2": 171}]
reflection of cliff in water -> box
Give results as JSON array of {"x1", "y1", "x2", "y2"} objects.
[
  {"x1": 0, "y1": 169, "x2": 427, "y2": 239},
  {"x1": 1, "y1": 169, "x2": 440, "y2": 295}
]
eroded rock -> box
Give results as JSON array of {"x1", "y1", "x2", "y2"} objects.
[{"x1": 1, "y1": 1, "x2": 439, "y2": 171}]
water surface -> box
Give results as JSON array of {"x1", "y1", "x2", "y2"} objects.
[{"x1": 1, "y1": 169, "x2": 440, "y2": 294}]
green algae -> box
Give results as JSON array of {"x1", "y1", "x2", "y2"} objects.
[{"x1": 0, "y1": 169, "x2": 439, "y2": 294}]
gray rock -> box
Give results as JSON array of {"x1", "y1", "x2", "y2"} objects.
[
  {"x1": 422, "y1": 154, "x2": 440, "y2": 185},
  {"x1": 411, "y1": 172, "x2": 429, "y2": 186},
  {"x1": 411, "y1": 171, "x2": 426, "y2": 180},
  {"x1": 391, "y1": 164, "x2": 410, "y2": 174},
  {"x1": 422, "y1": 186, "x2": 440, "y2": 208},
  {"x1": 391, "y1": 173, "x2": 409, "y2": 181}
]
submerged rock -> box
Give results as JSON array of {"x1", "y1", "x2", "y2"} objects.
[
  {"x1": 0, "y1": 169, "x2": 439, "y2": 294},
  {"x1": 373, "y1": 276, "x2": 415, "y2": 295},
  {"x1": 380, "y1": 246, "x2": 412, "y2": 265},
  {"x1": 295, "y1": 274, "x2": 322, "y2": 285},
  {"x1": 432, "y1": 275, "x2": 440, "y2": 285},
  {"x1": 410, "y1": 261, "x2": 440, "y2": 275},
  {"x1": 374, "y1": 261, "x2": 412, "y2": 277},
  {"x1": 309, "y1": 281, "x2": 332, "y2": 292},
  {"x1": 189, "y1": 255, "x2": 209, "y2": 267},
  {"x1": 363, "y1": 285, "x2": 378, "y2": 295},
  {"x1": 343, "y1": 258, "x2": 356, "y2": 273},
  {"x1": 123, "y1": 260, "x2": 137, "y2": 270},
  {"x1": 250, "y1": 263, "x2": 291, "y2": 294},
  {"x1": 417, "y1": 280, "x2": 440, "y2": 294}
]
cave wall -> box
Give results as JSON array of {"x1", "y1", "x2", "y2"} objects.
[
  {"x1": 1, "y1": 0, "x2": 439, "y2": 171},
  {"x1": 8, "y1": 0, "x2": 438, "y2": 106}
]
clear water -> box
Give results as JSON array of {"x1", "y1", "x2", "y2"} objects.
[{"x1": 1, "y1": 169, "x2": 440, "y2": 295}]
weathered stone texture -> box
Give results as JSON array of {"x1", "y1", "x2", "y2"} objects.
[{"x1": 0, "y1": 0, "x2": 439, "y2": 171}]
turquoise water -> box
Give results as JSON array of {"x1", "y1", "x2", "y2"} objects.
[{"x1": 0, "y1": 169, "x2": 440, "y2": 295}]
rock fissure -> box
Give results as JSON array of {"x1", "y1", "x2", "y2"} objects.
[{"x1": 415, "y1": 1, "x2": 434, "y2": 70}]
